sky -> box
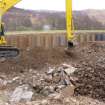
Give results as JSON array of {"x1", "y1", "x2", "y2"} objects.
[{"x1": 15, "y1": 0, "x2": 105, "y2": 11}]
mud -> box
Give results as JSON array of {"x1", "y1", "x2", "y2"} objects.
[{"x1": 0, "y1": 42, "x2": 105, "y2": 104}]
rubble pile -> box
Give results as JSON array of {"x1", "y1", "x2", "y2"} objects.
[
  {"x1": 74, "y1": 42, "x2": 105, "y2": 102},
  {"x1": 7, "y1": 97, "x2": 105, "y2": 105},
  {"x1": 31, "y1": 63, "x2": 77, "y2": 97},
  {"x1": 75, "y1": 59, "x2": 105, "y2": 102},
  {"x1": 0, "y1": 42, "x2": 105, "y2": 105},
  {"x1": 0, "y1": 64, "x2": 77, "y2": 104}
]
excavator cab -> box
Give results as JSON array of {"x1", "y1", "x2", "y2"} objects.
[
  {"x1": 0, "y1": 23, "x2": 6, "y2": 45},
  {"x1": 0, "y1": 23, "x2": 19, "y2": 58}
]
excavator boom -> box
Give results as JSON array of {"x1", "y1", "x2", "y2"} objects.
[{"x1": 0, "y1": 0, "x2": 21, "y2": 14}]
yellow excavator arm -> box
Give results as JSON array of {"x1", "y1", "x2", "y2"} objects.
[
  {"x1": 0, "y1": 0, "x2": 21, "y2": 15},
  {"x1": 66, "y1": 0, "x2": 74, "y2": 47}
]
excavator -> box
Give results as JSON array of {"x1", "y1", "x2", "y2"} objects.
[{"x1": 0, "y1": 0, "x2": 74, "y2": 58}]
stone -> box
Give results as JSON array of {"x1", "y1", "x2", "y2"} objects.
[
  {"x1": 57, "y1": 85, "x2": 65, "y2": 89},
  {"x1": 53, "y1": 93, "x2": 62, "y2": 100},
  {"x1": 52, "y1": 75, "x2": 61, "y2": 83},
  {"x1": 41, "y1": 86, "x2": 55, "y2": 96},
  {"x1": 0, "y1": 91, "x2": 9, "y2": 104},
  {"x1": 49, "y1": 93, "x2": 62, "y2": 99},
  {"x1": 0, "y1": 78, "x2": 7, "y2": 90},
  {"x1": 12, "y1": 76, "x2": 20, "y2": 81},
  {"x1": 61, "y1": 85, "x2": 75, "y2": 97},
  {"x1": 41, "y1": 90, "x2": 49, "y2": 96},
  {"x1": 33, "y1": 85, "x2": 43, "y2": 93},
  {"x1": 41, "y1": 99, "x2": 48, "y2": 104},
  {"x1": 64, "y1": 66, "x2": 76, "y2": 76},
  {"x1": 10, "y1": 85, "x2": 33, "y2": 102},
  {"x1": 21, "y1": 91, "x2": 33, "y2": 101},
  {"x1": 44, "y1": 75, "x2": 52, "y2": 83},
  {"x1": 62, "y1": 63, "x2": 71, "y2": 68},
  {"x1": 64, "y1": 78, "x2": 71, "y2": 85},
  {"x1": 47, "y1": 67, "x2": 55, "y2": 75},
  {"x1": 48, "y1": 86, "x2": 55, "y2": 93}
]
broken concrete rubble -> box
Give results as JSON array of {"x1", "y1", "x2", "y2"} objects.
[
  {"x1": 61, "y1": 85, "x2": 75, "y2": 97},
  {"x1": 47, "y1": 67, "x2": 55, "y2": 75},
  {"x1": 0, "y1": 64, "x2": 77, "y2": 104},
  {"x1": 33, "y1": 64, "x2": 76, "y2": 96},
  {"x1": 10, "y1": 85, "x2": 33, "y2": 102},
  {"x1": 62, "y1": 63, "x2": 77, "y2": 76},
  {"x1": 0, "y1": 91, "x2": 9, "y2": 104},
  {"x1": 25, "y1": 64, "x2": 76, "y2": 99},
  {"x1": 0, "y1": 78, "x2": 7, "y2": 90}
]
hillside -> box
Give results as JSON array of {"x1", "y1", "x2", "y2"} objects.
[{"x1": 3, "y1": 7, "x2": 105, "y2": 31}]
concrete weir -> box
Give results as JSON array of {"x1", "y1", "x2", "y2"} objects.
[{"x1": 5, "y1": 31, "x2": 105, "y2": 49}]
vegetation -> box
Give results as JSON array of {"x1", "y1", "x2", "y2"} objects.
[{"x1": 3, "y1": 7, "x2": 105, "y2": 31}]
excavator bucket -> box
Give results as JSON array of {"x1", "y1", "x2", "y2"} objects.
[
  {"x1": 67, "y1": 41, "x2": 74, "y2": 48},
  {"x1": 65, "y1": 42, "x2": 74, "y2": 55},
  {"x1": 0, "y1": 46, "x2": 19, "y2": 58}
]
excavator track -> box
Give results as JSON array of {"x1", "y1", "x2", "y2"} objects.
[{"x1": 0, "y1": 46, "x2": 19, "y2": 58}]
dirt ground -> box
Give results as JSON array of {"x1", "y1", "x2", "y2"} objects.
[{"x1": 0, "y1": 42, "x2": 105, "y2": 105}]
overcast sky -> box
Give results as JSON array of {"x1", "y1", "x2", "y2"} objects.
[{"x1": 15, "y1": 0, "x2": 105, "y2": 11}]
